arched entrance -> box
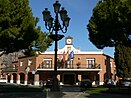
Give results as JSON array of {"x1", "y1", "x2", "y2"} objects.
[
  {"x1": 20, "y1": 73, "x2": 25, "y2": 84},
  {"x1": 82, "y1": 75, "x2": 90, "y2": 80},
  {"x1": 28, "y1": 72, "x2": 34, "y2": 85},
  {"x1": 63, "y1": 73, "x2": 76, "y2": 85},
  {"x1": 7, "y1": 74, "x2": 11, "y2": 83},
  {"x1": 12, "y1": 73, "x2": 17, "y2": 83}
]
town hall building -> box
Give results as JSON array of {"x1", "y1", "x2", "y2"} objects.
[{"x1": 0, "y1": 36, "x2": 117, "y2": 86}]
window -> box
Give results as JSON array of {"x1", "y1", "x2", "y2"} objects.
[
  {"x1": 67, "y1": 46, "x2": 71, "y2": 51},
  {"x1": 42, "y1": 58, "x2": 52, "y2": 68},
  {"x1": 86, "y1": 58, "x2": 95, "y2": 68},
  {"x1": 66, "y1": 59, "x2": 73, "y2": 68},
  {"x1": 28, "y1": 59, "x2": 33, "y2": 66},
  {"x1": 20, "y1": 61, "x2": 23, "y2": 67}
]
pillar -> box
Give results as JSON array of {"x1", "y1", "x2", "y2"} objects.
[
  {"x1": 17, "y1": 74, "x2": 20, "y2": 84},
  {"x1": 10, "y1": 74, "x2": 13, "y2": 83},
  {"x1": 77, "y1": 74, "x2": 81, "y2": 85},
  {"x1": 57, "y1": 74, "x2": 60, "y2": 81},
  {"x1": 78, "y1": 74, "x2": 82, "y2": 81},
  {"x1": 34, "y1": 74, "x2": 39, "y2": 86},
  {"x1": 24, "y1": 74, "x2": 28, "y2": 85},
  {"x1": 99, "y1": 73, "x2": 103, "y2": 85},
  {"x1": 5, "y1": 74, "x2": 8, "y2": 83}
]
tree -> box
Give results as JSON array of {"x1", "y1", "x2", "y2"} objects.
[
  {"x1": 0, "y1": 0, "x2": 52, "y2": 56},
  {"x1": 115, "y1": 42, "x2": 131, "y2": 78},
  {"x1": 87, "y1": 0, "x2": 131, "y2": 78}
]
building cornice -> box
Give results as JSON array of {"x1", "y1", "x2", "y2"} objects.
[
  {"x1": 37, "y1": 68, "x2": 102, "y2": 72},
  {"x1": 41, "y1": 44, "x2": 103, "y2": 55}
]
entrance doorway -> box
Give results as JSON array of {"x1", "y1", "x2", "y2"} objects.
[
  {"x1": 20, "y1": 73, "x2": 25, "y2": 84},
  {"x1": 63, "y1": 73, "x2": 75, "y2": 85}
]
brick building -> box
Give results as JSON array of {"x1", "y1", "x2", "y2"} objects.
[{"x1": 0, "y1": 36, "x2": 117, "y2": 86}]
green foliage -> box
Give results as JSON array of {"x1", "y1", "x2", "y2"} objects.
[
  {"x1": 86, "y1": 87, "x2": 109, "y2": 94},
  {"x1": 115, "y1": 42, "x2": 131, "y2": 78},
  {"x1": 0, "y1": 0, "x2": 53, "y2": 56},
  {"x1": 87, "y1": 0, "x2": 131, "y2": 78},
  {"x1": 87, "y1": 0, "x2": 131, "y2": 49}
]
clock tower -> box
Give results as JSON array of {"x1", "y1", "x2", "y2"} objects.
[{"x1": 66, "y1": 36, "x2": 73, "y2": 45}]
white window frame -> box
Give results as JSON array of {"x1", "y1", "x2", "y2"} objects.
[
  {"x1": 86, "y1": 58, "x2": 95, "y2": 68},
  {"x1": 28, "y1": 59, "x2": 33, "y2": 66},
  {"x1": 43, "y1": 58, "x2": 52, "y2": 68},
  {"x1": 20, "y1": 61, "x2": 23, "y2": 67}
]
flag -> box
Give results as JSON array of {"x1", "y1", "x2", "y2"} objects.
[
  {"x1": 68, "y1": 51, "x2": 74, "y2": 61},
  {"x1": 65, "y1": 51, "x2": 69, "y2": 61},
  {"x1": 61, "y1": 51, "x2": 65, "y2": 62}
]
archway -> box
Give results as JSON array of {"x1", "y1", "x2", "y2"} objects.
[
  {"x1": 7, "y1": 74, "x2": 11, "y2": 83},
  {"x1": 20, "y1": 73, "x2": 25, "y2": 84},
  {"x1": 28, "y1": 72, "x2": 34, "y2": 85},
  {"x1": 12, "y1": 73, "x2": 17, "y2": 83}
]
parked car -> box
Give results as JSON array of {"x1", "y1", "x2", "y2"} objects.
[
  {"x1": 80, "y1": 79, "x2": 92, "y2": 91},
  {"x1": 0, "y1": 77, "x2": 7, "y2": 83},
  {"x1": 44, "y1": 78, "x2": 53, "y2": 88},
  {"x1": 103, "y1": 79, "x2": 116, "y2": 87},
  {"x1": 118, "y1": 79, "x2": 131, "y2": 87}
]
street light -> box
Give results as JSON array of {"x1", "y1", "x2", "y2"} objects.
[{"x1": 42, "y1": 1, "x2": 70, "y2": 91}]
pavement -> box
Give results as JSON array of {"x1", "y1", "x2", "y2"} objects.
[
  {"x1": 46, "y1": 86, "x2": 131, "y2": 98},
  {"x1": 1, "y1": 84, "x2": 131, "y2": 98}
]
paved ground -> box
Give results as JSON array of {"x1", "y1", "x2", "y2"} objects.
[
  {"x1": 47, "y1": 86, "x2": 131, "y2": 98},
  {"x1": 1, "y1": 91, "x2": 131, "y2": 98},
  {"x1": 1, "y1": 84, "x2": 131, "y2": 98}
]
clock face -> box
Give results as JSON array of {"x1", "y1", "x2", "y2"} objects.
[{"x1": 67, "y1": 39, "x2": 72, "y2": 44}]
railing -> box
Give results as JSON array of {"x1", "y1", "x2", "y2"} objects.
[
  {"x1": 37, "y1": 64, "x2": 101, "y2": 69},
  {"x1": 1, "y1": 67, "x2": 18, "y2": 72}
]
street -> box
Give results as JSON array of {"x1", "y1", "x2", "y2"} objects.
[{"x1": 0, "y1": 84, "x2": 131, "y2": 98}]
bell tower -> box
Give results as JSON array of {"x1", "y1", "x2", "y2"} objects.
[{"x1": 65, "y1": 36, "x2": 73, "y2": 45}]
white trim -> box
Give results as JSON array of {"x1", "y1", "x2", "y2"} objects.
[
  {"x1": 24, "y1": 80, "x2": 28, "y2": 85},
  {"x1": 59, "y1": 82, "x2": 64, "y2": 85},
  {"x1": 41, "y1": 50, "x2": 103, "y2": 55},
  {"x1": 40, "y1": 44, "x2": 103, "y2": 55},
  {"x1": 10, "y1": 80, "x2": 13, "y2": 83},
  {"x1": 43, "y1": 58, "x2": 52, "y2": 60},
  {"x1": 37, "y1": 68, "x2": 102, "y2": 71},
  {"x1": 34, "y1": 81, "x2": 39, "y2": 86},
  {"x1": 99, "y1": 82, "x2": 104, "y2": 85},
  {"x1": 17, "y1": 80, "x2": 20, "y2": 84}
]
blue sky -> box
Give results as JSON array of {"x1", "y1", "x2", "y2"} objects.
[{"x1": 29, "y1": 0, "x2": 114, "y2": 57}]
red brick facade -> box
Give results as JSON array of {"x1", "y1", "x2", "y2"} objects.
[{"x1": 0, "y1": 36, "x2": 117, "y2": 86}]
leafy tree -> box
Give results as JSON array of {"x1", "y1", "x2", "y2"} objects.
[
  {"x1": 0, "y1": 0, "x2": 52, "y2": 56},
  {"x1": 115, "y1": 42, "x2": 131, "y2": 78},
  {"x1": 87, "y1": 0, "x2": 131, "y2": 78}
]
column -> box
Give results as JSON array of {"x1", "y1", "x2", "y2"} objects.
[
  {"x1": 24, "y1": 74, "x2": 28, "y2": 85},
  {"x1": 34, "y1": 74, "x2": 39, "y2": 86},
  {"x1": 57, "y1": 74, "x2": 62, "y2": 85},
  {"x1": 77, "y1": 74, "x2": 82, "y2": 85},
  {"x1": 57, "y1": 74, "x2": 60, "y2": 81},
  {"x1": 17, "y1": 74, "x2": 20, "y2": 84},
  {"x1": 99, "y1": 73, "x2": 103, "y2": 85},
  {"x1": 10, "y1": 74, "x2": 13, "y2": 83},
  {"x1": 5, "y1": 74, "x2": 8, "y2": 83},
  {"x1": 78, "y1": 74, "x2": 82, "y2": 81},
  {"x1": 92, "y1": 73, "x2": 96, "y2": 86}
]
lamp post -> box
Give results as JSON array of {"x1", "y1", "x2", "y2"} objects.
[{"x1": 42, "y1": 1, "x2": 70, "y2": 91}]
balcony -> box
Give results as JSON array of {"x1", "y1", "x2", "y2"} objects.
[
  {"x1": 37, "y1": 64, "x2": 101, "y2": 72},
  {"x1": 1, "y1": 67, "x2": 18, "y2": 72}
]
